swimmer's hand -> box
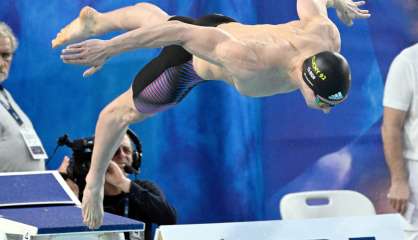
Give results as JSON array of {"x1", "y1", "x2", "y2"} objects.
[
  {"x1": 332, "y1": 0, "x2": 371, "y2": 26},
  {"x1": 60, "y1": 39, "x2": 110, "y2": 77}
]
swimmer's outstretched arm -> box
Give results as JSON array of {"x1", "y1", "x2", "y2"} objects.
[
  {"x1": 61, "y1": 20, "x2": 268, "y2": 76},
  {"x1": 297, "y1": 0, "x2": 370, "y2": 26}
]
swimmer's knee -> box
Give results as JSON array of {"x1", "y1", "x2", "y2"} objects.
[
  {"x1": 134, "y1": 2, "x2": 156, "y2": 9},
  {"x1": 134, "y1": 2, "x2": 169, "y2": 17},
  {"x1": 100, "y1": 104, "x2": 141, "y2": 126}
]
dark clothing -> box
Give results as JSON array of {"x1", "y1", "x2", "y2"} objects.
[
  {"x1": 103, "y1": 180, "x2": 176, "y2": 240},
  {"x1": 131, "y1": 14, "x2": 237, "y2": 114}
]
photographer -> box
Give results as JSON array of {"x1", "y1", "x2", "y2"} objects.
[{"x1": 58, "y1": 130, "x2": 176, "y2": 240}]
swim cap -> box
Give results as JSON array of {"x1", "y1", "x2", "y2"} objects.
[{"x1": 302, "y1": 51, "x2": 351, "y2": 105}]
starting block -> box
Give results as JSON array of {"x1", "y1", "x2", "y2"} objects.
[{"x1": 0, "y1": 171, "x2": 144, "y2": 240}]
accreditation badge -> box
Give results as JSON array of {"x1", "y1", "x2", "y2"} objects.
[
  {"x1": 20, "y1": 126, "x2": 48, "y2": 160},
  {"x1": 129, "y1": 231, "x2": 143, "y2": 240}
]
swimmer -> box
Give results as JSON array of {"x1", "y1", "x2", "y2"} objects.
[{"x1": 52, "y1": 0, "x2": 370, "y2": 229}]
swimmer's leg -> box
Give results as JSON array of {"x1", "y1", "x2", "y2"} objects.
[
  {"x1": 82, "y1": 88, "x2": 149, "y2": 229},
  {"x1": 52, "y1": 2, "x2": 170, "y2": 48}
]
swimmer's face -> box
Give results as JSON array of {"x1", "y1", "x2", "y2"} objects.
[
  {"x1": 300, "y1": 80, "x2": 332, "y2": 114},
  {"x1": 0, "y1": 37, "x2": 13, "y2": 83},
  {"x1": 314, "y1": 96, "x2": 334, "y2": 113}
]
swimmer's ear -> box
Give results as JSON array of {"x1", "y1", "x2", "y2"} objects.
[{"x1": 83, "y1": 65, "x2": 103, "y2": 77}]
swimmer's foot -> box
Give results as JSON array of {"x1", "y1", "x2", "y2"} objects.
[{"x1": 52, "y1": 6, "x2": 103, "y2": 48}]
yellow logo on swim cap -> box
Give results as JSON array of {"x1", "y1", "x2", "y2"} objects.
[{"x1": 312, "y1": 56, "x2": 327, "y2": 81}]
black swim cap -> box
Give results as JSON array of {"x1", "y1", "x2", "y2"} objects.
[{"x1": 302, "y1": 51, "x2": 351, "y2": 105}]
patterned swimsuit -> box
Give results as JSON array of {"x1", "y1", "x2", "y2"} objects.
[{"x1": 131, "y1": 14, "x2": 236, "y2": 114}]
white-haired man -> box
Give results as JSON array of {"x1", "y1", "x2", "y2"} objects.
[{"x1": 0, "y1": 21, "x2": 46, "y2": 172}]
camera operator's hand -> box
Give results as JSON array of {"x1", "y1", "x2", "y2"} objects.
[
  {"x1": 58, "y1": 156, "x2": 80, "y2": 196},
  {"x1": 105, "y1": 161, "x2": 131, "y2": 193},
  {"x1": 58, "y1": 156, "x2": 71, "y2": 174}
]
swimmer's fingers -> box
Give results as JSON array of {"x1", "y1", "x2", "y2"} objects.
[
  {"x1": 356, "y1": 12, "x2": 371, "y2": 18},
  {"x1": 61, "y1": 53, "x2": 85, "y2": 61},
  {"x1": 337, "y1": 9, "x2": 369, "y2": 26},
  {"x1": 354, "y1": 0, "x2": 366, "y2": 6},
  {"x1": 62, "y1": 58, "x2": 89, "y2": 65},
  {"x1": 357, "y1": 9, "x2": 370, "y2": 16},
  {"x1": 67, "y1": 41, "x2": 88, "y2": 49},
  {"x1": 61, "y1": 47, "x2": 86, "y2": 62},
  {"x1": 351, "y1": 0, "x2": 371, "y2": 18},
  {"x1": 83, "y1": 65, "x2": 103, "y2": 77},
  {"x1": 62, "y1": 47, "x2": 85, "y2": 55},
  {"x1": 334, "y1": 0, "x2": 370, "y2": 26}
]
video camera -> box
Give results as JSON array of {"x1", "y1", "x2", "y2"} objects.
[
  {"x1": 57, "y1": 134, "x2": 94, "y2": 194},
  {"x1": 56, "y1": 130, "x2": 142, "y2": 197}
]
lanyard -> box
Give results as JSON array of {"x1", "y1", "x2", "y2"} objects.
[
  {"x1": 123, "y1": 196, "x2": 130, "y2": 217},
  {"x1": 0, "y1": 85, "x2": 24, "y2": 126}
]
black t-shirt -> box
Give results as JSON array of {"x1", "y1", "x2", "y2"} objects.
[{"x1": 103, "y1": 180, "x2": 176, "y2": 240}]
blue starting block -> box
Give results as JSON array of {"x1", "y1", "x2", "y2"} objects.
[{"x1": 0, "y1": 171, "x2": 144, "y2": 239}]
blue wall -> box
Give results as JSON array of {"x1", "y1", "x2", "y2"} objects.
[{"x1": 0, "y1": 0, "x2": 416, "y2": 223}]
